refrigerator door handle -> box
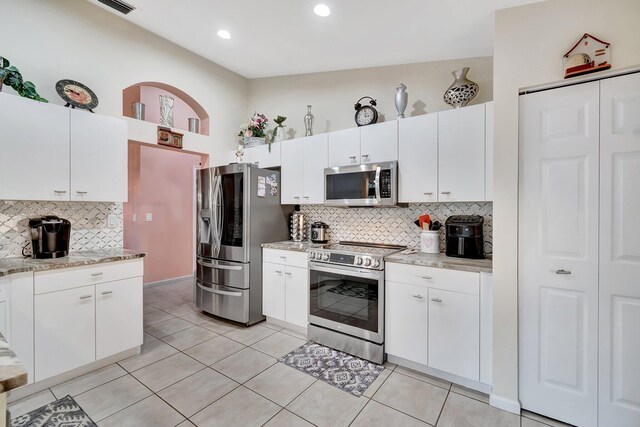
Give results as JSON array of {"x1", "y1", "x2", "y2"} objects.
[
  {"x1": 197, "y1": 259, "x2": 243, "y2": 271},
  {"x1": 197, "y1": 282, "x2": 242, "y2": 297}
]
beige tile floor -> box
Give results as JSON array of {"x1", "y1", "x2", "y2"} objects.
[{"x1": 9, "y1": 279, "x2": 572, "y2": 427}]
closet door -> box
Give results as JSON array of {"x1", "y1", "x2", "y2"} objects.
[
  {"x1": 519, "y1": 82, "x2": 599, "y2": 427},
  {"x1": 599, "y1": 72, "x2": 640, "y2": 427}
]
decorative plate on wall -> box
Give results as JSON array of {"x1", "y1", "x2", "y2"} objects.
[{"x1": 55, "y1": 79, "x2": 99, "y2": 112}]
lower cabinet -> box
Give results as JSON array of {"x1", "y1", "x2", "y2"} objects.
[
  {"x1": 385, "y1": 281, "x2": 427, "y2": 365},
  {"x1": 262, "y1": 249, "x2": 309, "y2": 329}
]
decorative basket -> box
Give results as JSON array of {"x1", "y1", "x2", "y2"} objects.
[{"x1": 243, "y1": 137, "x2": 266, "y2": 148}]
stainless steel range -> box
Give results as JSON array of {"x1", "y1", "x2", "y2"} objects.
[{"x1": 308, "y1": 241, "x2": 405, "y2": 364}]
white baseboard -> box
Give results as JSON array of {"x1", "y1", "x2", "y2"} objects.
[
  {"x1": 489, "y1": 393, "x2": 521, "y2": 414},
  {"x1": 143, "y1": 275, "x2": 193, "y2": 288}
]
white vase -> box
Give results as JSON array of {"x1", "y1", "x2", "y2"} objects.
[
  {"x1": 274, "y1": 127, "x2": 286, "y2": 142},
  {"x1": 159, "y1": 95, "x2": 174, "y2": 127}
]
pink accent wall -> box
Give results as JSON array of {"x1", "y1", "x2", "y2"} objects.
[
  {"x1": 124, "y1": 142, "x2": 206, "y2": 284},
  {"x1": 140, "y1": 86, "x2": 200, "y2": 133}
]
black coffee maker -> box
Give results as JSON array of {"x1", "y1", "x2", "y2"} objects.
[
  {"x1": 445, "y1": 215, "x2": 484, "y2": 259},
  {"x1": 28, "y1": 215, "x2": 71, "y2": 259}
]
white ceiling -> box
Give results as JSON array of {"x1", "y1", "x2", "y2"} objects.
[{"x1": 88, "y1": 0, "x2": 544, "y2": 79}]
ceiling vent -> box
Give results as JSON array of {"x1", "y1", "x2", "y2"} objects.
[{"x1": 97, "y1": 0, "x2": 136, "y2": 14}]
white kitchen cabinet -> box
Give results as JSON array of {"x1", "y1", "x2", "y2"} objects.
[
  {"x1": 262, "y1": 249, "x2": 309, "y2": 329},
  {"x1": 281, "y1": 134, "x2": 328, "y2": 205},
  {"x1": 7, "y1": 272, "x2": 34, "y2": 382},
  {"x1": 0, "y1": 93, "x2": 70, "y2": 201},
  {"x1": 35, "y1": 285, "x2": 96, "y2": 381},
  {"x1": 398, "y1": 113, "x2": 438, "y2": 203},
  {"x1": 428, "y1": 288, "x2": 480, "y2": 381},
  {"x1": 385, "y1": 281, "x2": 427, "y2": 365},
  {"x1": 243, "y1": 142, "x2": 281, "y2": 169},
  {"x1": 96, "y1": 278, "x2": 143, "y2": 359},
  {"x1": 328, "y1": 128, "x2": 360, "y2": 166},
  {"x1": 484, "y1": 102, "x2": 494, "y2": 201},
  {"x1": 438, "y1": 103, "x2": 485, "y2": 202},
  {"x1": 360, "y1": 121, "x2": 398, "y2": 164},
  {"x1": 70, "y1": 109, "x2": 128, "y2": 202}
]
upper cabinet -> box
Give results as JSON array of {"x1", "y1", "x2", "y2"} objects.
[
  {"x1": 281, "y1": 134, "x2": 328, "y2": 204},
  {"x1": 438, "y1": 103, "x2": 486, "y2": 202},
  {"x1": 328, "y1": 121, "x2": 398, "y2": 167},
  {"x1": 0, "y1": 94, "x2": 71, "y2": 201},
  {"x1": 0, "y1": 94, "x2": 128, "y2": 202},
  {"x1": 70, "y1": 110, "x2": 127, "y2": 202},
  {"x1": 398, "y1": 113, "x2": 438, "y2": 203},
  {"x1": 484, "y1": 102, "x2": 494, "y2": 201},
  {"x1": 243, "y1": 142, "x2": 281, "y2": 169}
]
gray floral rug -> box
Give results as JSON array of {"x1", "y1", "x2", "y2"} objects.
[
  {"x1": 279, "y1": 342, "x2": 384, "y2": 397},
  {"x1": 11, "y1": 395, "x2": 97, "y2": 427}
]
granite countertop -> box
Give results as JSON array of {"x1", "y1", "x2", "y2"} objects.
[
  {"x1": 0, "y1": 333, "x2": 27, "y2": 393},
  {"x1": 0, "y1": 249, "x2": 146, "y2": 277},
  {"x1": 261, "y1": 241, "x2": 328, "y2": 253},
  {"x1": 385, "y1": 250, "x2": 493, "y2": 273}
]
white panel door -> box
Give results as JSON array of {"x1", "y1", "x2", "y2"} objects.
[
  {"x1": 360, "y1": 121, "x2": 398, "y2": 163},
  {"x1": 385, "y1": 281, "x2": 427, "y2": 365},
  {"x1": 438, "y1": 104, "x2": 485, "y2": 201},
  {"x1": 280, "y1": 138, "x2": 305, "y2": 204},
  {"x1": 0, "y1": 94, "x2": 70, "y2": 201},
  {"x1": 302, "y1": 134, "x2": 328, "y2": 204},
  {"x1": 519, "y1": 82, "x2": 599, "y2": 427},
  {"x1": 398, "y1": 114, "x2": 438, "y2": 203},
  {"x1": 484, "y1": 101, "x2": 494, "y2": 201},
  {"x1": 262, "y1": 262, "x2": 286, "y2": 321},
  {"x1": 328, "y1": 127, "x2": 360, "y2": 166},
  {"x1": 96, "y1": 277, "x2": 143, "y2": 359},
  {"x1": 599, "y1": 72, "x2": 640, "y2": 427},
  {"x1": 428, "y1": 288, "x2": 479, "y2": 380},
  {"x1": 285, "y1": 266, "x2": 309, "y2": 328},
  {"x1": 35, "y1": 285, "x2": 96, "y2": 381},
  {"x1": 70, "y1": 110, "x2": 127, "y2": 202}
]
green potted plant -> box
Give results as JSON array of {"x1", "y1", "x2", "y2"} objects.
[
  {"x1": 270, "y1": 115, "x2": 287, "y2": 149},
  {"x1": 0, "y1": 57, "x2": 48, "y2": 102}
]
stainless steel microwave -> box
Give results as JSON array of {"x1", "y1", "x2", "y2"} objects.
[{"x1": 324, "y1": 161, "x2": 398, "y2": 207}]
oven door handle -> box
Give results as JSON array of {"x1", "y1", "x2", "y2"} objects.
[
  {"x1": 197, "y1": 259, "x2": 243, "y2": 271},
  {"x1": 309, "y1": 262, "x2": 382, "y2": 279},
  {"x1": 374, "y1": 166, "x2": 381, "y2": 202},
  {"x1": 197, "y1": 282, "x2": 243, "y2": 297}
]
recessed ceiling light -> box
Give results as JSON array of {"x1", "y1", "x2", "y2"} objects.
[
  {"x1": 313, "y1": 4, "x2": 331, "y2": 17},
  {"x1": 217, "y1": 30, "x2": 231, "y2": 40}
]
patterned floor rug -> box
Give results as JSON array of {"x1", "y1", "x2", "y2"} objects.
[
  {"x1": 279, "y1": 342, "x2": 384, "y2": 397},
  {"x1": 11, "y1": 395, "x2": 97, "y2": 427}
]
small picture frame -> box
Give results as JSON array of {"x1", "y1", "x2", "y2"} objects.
[{"x1": 157, "y1": 126, "x2": 183, "y2": 149}]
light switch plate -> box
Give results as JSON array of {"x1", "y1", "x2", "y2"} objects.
[
  {"x1": 107, "y1": 214, "x2": 119, "y2": 229},
  {"x1": 146, "y1": 213, "x2": 153, "y2": 222}
]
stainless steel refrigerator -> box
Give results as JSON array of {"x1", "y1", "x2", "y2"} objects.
[{"x1": 196, "y1": 163, "x2": 290, "y2": 325}]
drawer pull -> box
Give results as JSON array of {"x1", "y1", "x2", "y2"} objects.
[
  {"x1": 91, "y1": 272, "x2": 104, "y2": 277},
  {"x1": 280, "y1": 256, "x2": 287, "y2": 260},
  {"x1": 412, "y1": 294, "x2": 424, "y2": 299},
  {"x1": 556, "y1": 269, "x2": 572, "y2": 275},
  {"x1": 441, "y1": 191, "x2": 451, "y2": 195},
  {"x1": 285, "y1": 272, "x2": 292, "y2": 276},
  {"x1": 275, "y1": 270, "x2": 283, "y2": 274},
  {"x1": 431, "y1": 298, "x2": 442, "y2": 302},
  {"x1": 349, "y1": 156, "x2": 357, "y2": 160},
  {"x1": 303, "y1": 196, "x2": 309, "y2": 199},
  {"x1": 423, "y1": 192, "x2": 433, "y2": 196},
  {"x1": 101, "y1": 290, "x2": 113, "y2": 295},
  {"x1": 79, "y1": 295, "x2": 92, "y2": 300},
  {"x1": 54, "y1": 190, "x2": 67, "y2": 194},
  {"x1": 421, "y1": 276, "x2": 433, "y2": 280},
  {"x1": 76, "y1": 191, "x2": 88, "y2": 194}
]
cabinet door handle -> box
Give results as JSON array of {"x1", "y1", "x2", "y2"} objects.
[
  {"x1": 303, "y1": 196, "x2": 309, "y2": 199},
  {"x1": 556, "y1": 269, "x2": 572, "y2": 275},
  {"x1": 101, "y1": 290, "x2": 113, "y2": 295},
  {"x1": 431, "y1": 298, "x2": 442, "y2": 302},
  {"x1": 423, "y1": 192, "x2": 433, "y2": 196},
  {"x1": 362, "y1": 154, "x2": 370, "y2": 160},
  {"x1": 421, "y1": 276, "x2": 433, "y2": 280},
  {"x1": 441, "y1": 191, "x2": 451, "y2": 195},
  {"x1": 349, "y1": 156, "x2": 357, "y2": 161},
  {"x1": 412, "y1": 294, "x2": 424, "y2": 299},
  {"x1": 285, "y1": 272, "x2": 292, "y2": 276},
  {"x1": 91, "y1": 272, "x2": 104, "y2": 277},
  {"x1": 279, "y1": 256, "x2": 287, "y2": 260},
  {"x1": 79, "y1": 295, "x2": 92, "y2": 300},
  {"x1": 275, "y1": 270, "x2": 283, "y2": 274},
  {"x1": 54, "y1": 190, "x2": 67, "y2": 194},
  {"x1": 76, "y1": 191, "x2": 88, "y2": 194},
  {"x1": 294, "y1": 196, "x2": 300, "y2": 199}
]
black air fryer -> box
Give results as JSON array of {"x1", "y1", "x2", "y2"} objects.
[
  {"x1": 28, "y1": 215, "x2": 71, "y2": 259},
  {"x1": 445, "y1": 215, "x2": 484, "y2": 259}
]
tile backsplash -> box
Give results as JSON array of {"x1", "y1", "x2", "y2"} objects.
[
  {"x1": 0, "y1": 201, "x2": 123, "y2": 257},
  {"x1": 300, "y1": 202, "x2": 493, "y2": 255}
]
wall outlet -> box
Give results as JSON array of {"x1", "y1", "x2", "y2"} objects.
[
  {"x1": 146, "y1": 213, "x2": 153, "y2": 222},
  {"x1": 132, "y1": 213, "x2": 137, "y2": 222},
  {"x1": 107, "y1": 214, "x2": 119, "y2": 229}
]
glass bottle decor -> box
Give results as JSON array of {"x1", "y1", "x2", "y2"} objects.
[{"x1": 304, "y1": 105, "x2": 314, "y2": 137}]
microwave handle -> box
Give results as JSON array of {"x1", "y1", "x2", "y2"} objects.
[{"x1": 374, "y1": 166, "x2": 381, "y2": 202}]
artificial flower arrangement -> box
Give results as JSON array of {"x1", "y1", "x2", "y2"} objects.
[{"x1": 238, "y1": 112, "x2": 269, "y2": 140}]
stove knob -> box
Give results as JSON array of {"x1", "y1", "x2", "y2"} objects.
[
  {"x1": 364, "y1": 258, "x2": 372, "y2": 267},
  {"x1": 373, "y1": 259, "x2": 381, "y2": 268},
  {"x1": 322, "y1": 254, "x2": 330, "y2": 261},
  {"x1": 309, "y1": 252, "x2": 316, "y2": 260},
  {"x1": 355, "y1": 257, "x2": 363, "y2": 265}
]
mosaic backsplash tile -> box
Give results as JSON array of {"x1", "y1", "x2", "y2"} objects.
[
  {"x1": 300, "y1": 202, "x2": 493, "y2": 255},
  {"x1": 0, "y1": 201, "x2": 123, "y2": 257}
]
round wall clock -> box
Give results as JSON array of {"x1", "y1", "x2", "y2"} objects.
[
  {"x1": 55, "y1": 80, "x2": 99, "y2": 112},
  {"x1": 354, "y1": 96, "x2": 378, "y2": 126}
]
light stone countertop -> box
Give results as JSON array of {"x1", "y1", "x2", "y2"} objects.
[
  {"x1": 0, "y1": 249, "x2": 146, "y2": 277},
  {"x1": 0, "y1": 333, "x2": 27, "y2": 393},
  {"x1": 261, "y1": 241, "x2": 329, "y2": 253},
  {"x1": 385, "y1": 250, "x2": 492, "y2": 273}
]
